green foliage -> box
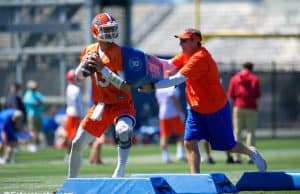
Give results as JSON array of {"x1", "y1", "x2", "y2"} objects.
[{"x1": 0, "y1": 137, "x2": 300, "y2": 193}]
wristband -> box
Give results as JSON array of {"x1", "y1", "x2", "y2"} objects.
[
  {"x1": 75, "y1": 62, "x2": 85, "y2": 79},
  {"x1": 100, "y1": 66, "x2": 124, "y2": 89}
]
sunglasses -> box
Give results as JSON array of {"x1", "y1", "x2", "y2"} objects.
[{"x1": 179, "y1": 39, "x2": 189, "y2": 44}]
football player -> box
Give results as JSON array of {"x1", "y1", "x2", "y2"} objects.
[
  {"x1": 68, "y1": 13, "x2": 136, "y2": 178},
  {"x1": 65, "y1": 69, "x2": 86, "y2": 161},
  {"x1": 0, "y1": 109, "x2": 24, "y2": 164}
]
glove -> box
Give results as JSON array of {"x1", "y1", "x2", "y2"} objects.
[{"x1": 81, "y1": 51, "x2": 102, "y2": 77}]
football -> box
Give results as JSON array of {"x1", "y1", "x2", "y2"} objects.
[
  {"x1": 81, "y1": 60, "x2": 97, "y2": 77},
  {"x1": 81, "y1": 51, "x2": 101, "y2": 77}
]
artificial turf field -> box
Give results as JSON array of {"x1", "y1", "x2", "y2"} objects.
[{"x1": 0, "y1": 137, "x2": 300, "y2": 194}]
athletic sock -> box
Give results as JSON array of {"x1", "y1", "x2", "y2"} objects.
[
  {"x1": 176, "y1": 144, "x2": 185, "y2": 160},
  {"x1": 162, "y1": 149, "x2": 171, "y2": 163},
  {"x1": 112, "y1": 147, "x2": 130, "y2": 177},
  {"x1": 68, "y1": 148, "x2": 83, "y2": 178}
]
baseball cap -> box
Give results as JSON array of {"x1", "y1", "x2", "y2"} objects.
[
  {"x1": 27, "y1": 80, "x2": 38, "y2": 89},
  {"x1": 66, "y1": 69, "x2": 76, "y2": 82},
  {"x1": 13, "y1": 110, "x2": 24, "y2": 130},
  {"x1": 174, "y1": 28, "x2": 202, "y2": 41}
]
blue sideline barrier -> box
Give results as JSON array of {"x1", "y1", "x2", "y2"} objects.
[
  {"x1": 131, "y1": 173, "x2": 238, "y2": 194},
  {"x1": 58, "y1": 172, "x2": 300, "y2": 193},
  {"x1": 57, "y1": 177, "x2": 175, "y2": 194},
  {"x1": 236, "y1": 171, "x2": 300, "y2": 191}
]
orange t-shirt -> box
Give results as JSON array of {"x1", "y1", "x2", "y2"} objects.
[
  {"x1": 80, "y1": 43, "x2": 133, "y2": 104},
  {"x1": 171, "y1": 47, "x2": 227, "y2": 114}
]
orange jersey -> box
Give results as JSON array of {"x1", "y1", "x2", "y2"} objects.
[
  {"x1": 79, "y1": 42, "x2": 136, "y2": 137},
  {"x1": 65, "y1": 115, "x2": 81, "y2": 140},
  {"x1": 80, "y1": 43, "x2": 133, "y2": 104},
  {"x1": 171, "y1": 47, "x2": 227, "y2": 114}
]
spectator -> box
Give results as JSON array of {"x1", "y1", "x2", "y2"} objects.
[
  {"x1": 23, "y1": 80, "x2": 44, "y2": 152},
  {"x1": 227, "y1": 62, "x2": 261, "y2": 163},
  {"x1": 0, "y1": 109, "x2": 24, "y2": 164},
  {"x1": 5, "y1": 82, "x2": 27, "y2": 124},
  {"x1": 155, "y1": 86, "x2": 186, "y2": 163}
]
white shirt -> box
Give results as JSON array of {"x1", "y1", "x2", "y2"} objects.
[
  {"x1": 66, "y1": 83, "x2": 86, "y2": 118},
  {"x1": 155, "y1": 87, "x2": 181, "y2": 119}
]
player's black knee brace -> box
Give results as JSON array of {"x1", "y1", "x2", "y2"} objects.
[
  {"x1": 114, "y1": 116, "x2": 135, "y2": 149},
  {"x1": 115, "y1": 136, "x2": 132, "y2": 149}
]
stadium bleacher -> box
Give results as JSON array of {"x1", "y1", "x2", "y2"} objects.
[{"x1": 135, "y1": 0, "x2": 300, "y2": 70}]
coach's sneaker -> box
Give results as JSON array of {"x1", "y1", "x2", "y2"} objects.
[{"x1": 250, "y1": 146, "x2": 267, "y2": 172}]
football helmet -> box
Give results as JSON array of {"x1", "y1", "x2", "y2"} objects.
[
  {"x1": 91, "y1": 13, "x2": 118, "y2": 43},
  {"x1": 66, "y1": 69, "x2": 76, "y2": 82}
]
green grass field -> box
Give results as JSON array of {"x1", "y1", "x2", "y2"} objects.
[{"x1": 1, "y1": 137, "x2": 300, "y2": 194}]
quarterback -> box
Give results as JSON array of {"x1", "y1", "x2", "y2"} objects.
[{"x1": 68, "y1": 12, "x2": 136, "y2": 178}]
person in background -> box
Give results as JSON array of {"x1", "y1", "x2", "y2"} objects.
[
  {"x1": 88, "y1": 134, "x2": 106, "y2": 165},
  {"x1": 202, "y1": 141, "x2": 234, "y2": 164},
  {"x1": 65, "y1": 69, "x2": 86, "y2": 161},
  {"x1": 42, "y1": 106, "x2": 59, "y2": 147},
  {"x1": 5, "y1": 82, "x2": 27, "y2": 124},
  {"x1": 155, "y1": 86, "x2": 186, "y2": 163},
  {"x1": 227, "y1": 62, "x2": 261, "y2": 163},
  {"x1": 23, "y1": 80, "x2": 44, "y2": 152},
  {"x1": 0, "y1": 109, "x2": 24, "y2": 164},
  {"x1": 202, "y1": 140, "x2": 215, "y2": 164}
]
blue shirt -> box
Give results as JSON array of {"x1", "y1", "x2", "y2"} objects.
[
  {"x1": 23, "y1": 89, "x2": 44, "y2": 117},
  {"x1": 0, "y1": 109, "x2": 17, "y2": 141}
]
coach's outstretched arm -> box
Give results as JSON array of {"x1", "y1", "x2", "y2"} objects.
[{"x1": 138, "y1": 72, "x2": 187, "y2": 93}]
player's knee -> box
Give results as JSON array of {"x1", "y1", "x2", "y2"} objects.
[
  {"x1": 115, "y1": 125, "x2": 132, "y2": 149},
  {"x1": 115, "y1": 117, "x2": 134, "y2": 149}
]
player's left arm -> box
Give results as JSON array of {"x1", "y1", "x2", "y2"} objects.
[{"x1": 99, "y1": 67, "x2": 131, "y2": 92}]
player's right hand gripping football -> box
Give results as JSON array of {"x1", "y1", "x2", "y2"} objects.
[{"x1": 81, "y1": 51, "x2": 104, "y2": 77}]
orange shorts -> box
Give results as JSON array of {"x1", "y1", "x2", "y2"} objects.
[
  {"x1": 159, "y1": 116, "x2": 185, "y2": 138},
  {"x1": 81, "y1": 102, "x2": 136, "y2": 137},
  {"x1": 65, "y1": 115, "x2": 81, "y2": 140}
]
